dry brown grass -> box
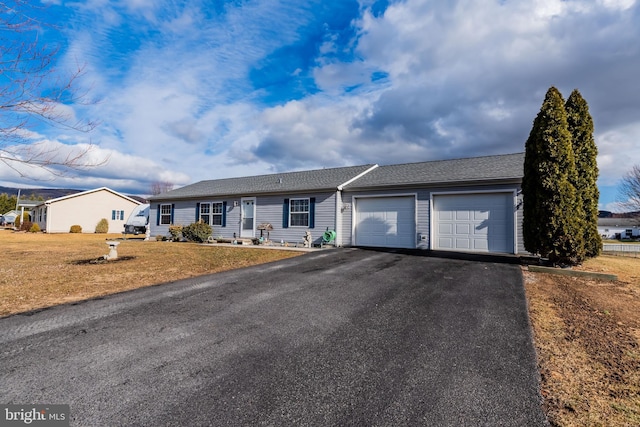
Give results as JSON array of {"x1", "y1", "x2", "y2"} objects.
[
  {"x1": 0, "y1": 231, "x2": 300, "y2": 317},
  {"x1": 525, "y1": 255, "x2": 640, "y2": 426},
  {"x1": 576, "y1": 256, "x2": 640, "y2": 285}
]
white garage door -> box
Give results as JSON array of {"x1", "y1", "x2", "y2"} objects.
[
  {"x1": 355, "y1": 196, "x2": 416, "y2": 248},
  {"x1": 433, "y1": 193, "x2": 514, "y2": 254}
]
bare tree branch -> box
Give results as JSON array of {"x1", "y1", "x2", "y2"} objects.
[
  {"x1": 150, "y1": 181, "x2": 174, "y2": 196},
  {"x1": 0, "y1": 1, "x2": 102, "y2": 177},
  {"x1": 617, "y1": 165, "x2": 640, "y2": 214}
]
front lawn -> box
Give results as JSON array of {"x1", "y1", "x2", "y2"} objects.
[
  {"x1": 0, "y1": 231, "x2": 300, "y2": 317},
  {"x1": 525, "y1": 255, "x2": 640, "y2": 426}
]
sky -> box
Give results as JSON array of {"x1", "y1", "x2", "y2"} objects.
[{"x1": 1, "y1": 0, "x2": 639, "y2": 211}]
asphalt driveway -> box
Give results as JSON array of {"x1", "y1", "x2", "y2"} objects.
[{"x1": 0, "y1": 248, "x2": 547, "y2": 426}]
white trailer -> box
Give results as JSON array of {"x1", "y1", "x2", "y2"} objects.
[{"x1": 124, "y1": 204, "x2": 150, "y2": 235}]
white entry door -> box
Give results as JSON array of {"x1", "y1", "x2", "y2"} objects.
[{"x1": 241, "y1": 198, "x2": 256, "y2": 238}]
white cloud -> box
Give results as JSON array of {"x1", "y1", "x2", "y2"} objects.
[
  {"x1": 15, "y1": 0, "x2": 639, "y2": 204},
  {"x1": 0, "y1": 138, "x2": 190, "y2": 193},
  {"x1": 599, "y1": 0, "x2": 636, "y2": 10},
  {"x1": 596, "y1": 123, "x2": 640, "y2": 186}
]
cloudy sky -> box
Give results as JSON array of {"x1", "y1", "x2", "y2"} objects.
[{"x1": 1, "y1": 0, "x2": 638, "y2": 210}]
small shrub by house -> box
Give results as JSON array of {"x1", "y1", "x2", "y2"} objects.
[
  {"x1": 168, "y1": 225, "x2": 183, "y2": 242},
  {"x1": 95, "y1": 218, "x2": 109, "y2": 233},
  {"x1": 181, "y1": 222, "x2": 212, "y2": 243}
]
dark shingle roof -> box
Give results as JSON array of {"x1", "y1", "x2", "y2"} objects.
[
  {"x1": 150, "y1": 153, "x2": 525, "y2": 201},
  {"x1": 597, "y1": 218, "x2": 640, "y2": 227},
  {"x1": 342, "y1": 153, "x2": 525, "y2": 189},
  {"x1": 150, "y1": 164, "x2": 376, "y2": 200}
]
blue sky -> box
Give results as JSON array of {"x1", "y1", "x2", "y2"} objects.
[{"x1": 1, "y1": 0, "x2": 639, "y2": 211}]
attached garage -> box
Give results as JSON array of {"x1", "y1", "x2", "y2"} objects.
[
  {"x1": 354, "y1": 196, "x2": 416, "y2": 248},
  {"x1": 433, "y1": 192, "x2": 515, "y2": 254}
]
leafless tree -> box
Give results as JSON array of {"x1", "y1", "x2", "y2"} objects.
[
  {"x1": 0, "y1": 1, "x2": 103, "y2": 177},
  {"x1": 150, "y1": 181, "x2": 174, "y2": 196},
  {"x1": 618, "y1": 165, "x2": 640, "y2": 214}
]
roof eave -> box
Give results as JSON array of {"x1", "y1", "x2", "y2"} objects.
[
  {"x1": 148, "y1": 186, "x2": 345, "y2": 202},
  {"x1": 342, "y1": 177, "x2": 523, "y2": 192}
]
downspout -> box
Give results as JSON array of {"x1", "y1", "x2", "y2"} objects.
[
  {"x1": 335, "y1": 189, "x2": 342, "y2": 247},
  {"x1": 45, "y1": 202, "x2": 51, "y2": 233}
]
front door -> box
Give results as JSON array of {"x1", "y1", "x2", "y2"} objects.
[{"x1": 241, "y1": 198, "x2": 256, "y2": 238}]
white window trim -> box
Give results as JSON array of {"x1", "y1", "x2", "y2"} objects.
[
  {"x1": 199, "y1": 202, "x2": 223, "y2": 226},
  {"x1": 160, "y1": 204, "x2": 172, "y2": 225},
  {"x1": 199, "y1": 202, "x2": 211, "y2": 225},
  {"x1": 211, "y1": 202, "x2": 223, "y2": 226},
  {"x1": 289, "y1": 198, "x2": 310, "y2": 228}
]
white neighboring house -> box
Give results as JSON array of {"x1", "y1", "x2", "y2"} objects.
[
  {"x1": 597, "y1": 218, "x2": 640, "y2": 239},
  {"x1": 32, "y1": 187, "x2": 142, "y2": 233}
]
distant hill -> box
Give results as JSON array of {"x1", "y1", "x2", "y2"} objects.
[
  {"x1": 0, "y1": 186, "x2": 82, "y2": 200},
  {"x1": 599, "y1": 210, "x2": 640, "y2": 218},
  {"x1": 0, "y1": 186, "x2": 147, "y2": 204}
]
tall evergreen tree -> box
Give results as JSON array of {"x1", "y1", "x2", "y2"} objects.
[
  {"x1": 0, "y1": 193, "x2": 18, "y2": 215},
  {"x1": 565, "y1": 89, "x2": 602, "y2": 258},
  {"x1": 522, "y1": 87, "x2": 586, "y2": 265}
]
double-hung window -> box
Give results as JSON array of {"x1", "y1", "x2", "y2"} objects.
[
  {"x1": 289, "y1": 198, "x2": 310, "y2": 227},
  {"x1": 198, "y1": 202, "x2": 224, "y2": 226},
  {"x1": 211, "y1": 202, "x2": 223, "y2": 226},
  {"x1": 160, "y1": 204, "x2": 172, "y2": 225},
  {"x1": 199, "y1": 203, "x2": 211, "y2": 224}
]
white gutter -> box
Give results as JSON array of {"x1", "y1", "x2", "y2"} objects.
[
  {"x1": 334, "y1": 164, "x2": 379, "y2": 247},
  {"x1": 337, "y1": 164, "x2": 379, "y2": 191}
]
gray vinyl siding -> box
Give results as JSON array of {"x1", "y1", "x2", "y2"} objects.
[
  {"x1": 341, "y1": 183, "x2": 523, "y2": 252},
  {"x1": 150, "y1": 183, "x2": 524, "y2": 252},
  {"x1": 255, "y1": 192, "x2": 336, "y2": 245},
  {"x1": 149, "y1": 192, "x2": 336, "y2": 245},
  {"x1": 150, "y1": 200, "x2": 235, "y2": 238},
  {"x1": 339, "y1": 189, "x2": 428, "y2": 248}
]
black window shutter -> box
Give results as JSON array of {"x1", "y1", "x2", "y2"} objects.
[
  {"x1": 112, "y1": 210, "x2": 116, "y2": 220},
  {"x1": 222, "y1": 201, "x2": 227, "y2": 227},
  {"x1": 309, "y1": 197, "x2": 315, "y2": 229},
  {"x1": 196, "y1": 203, "x2": 200, "y2": 222},
  {"x1": 283, "y1": 199, "x2": 289, "y2": 228},
  {"x1": 156, "y1": 204, "x2": 161, "y2": 226},
  {"x1": 171, "y1": 204, "x2": 175, "y2": 224}
]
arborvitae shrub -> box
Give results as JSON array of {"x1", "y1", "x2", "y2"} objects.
[
  {"x1": 523, "y1": 86, "x2": 586, "y2": 266},
  {"x1": 95, "y1": 218, "x2": 109, "y2": 233},
  {"x1": 29, "y1": 223, "x2": 41, "y2": 233},
  {"x1": 181, "y1": 221, "x2": 212, "y2": 243},
  {"x1": 70, "y1": 225, "x2": 82, "y2": 233},
  {"x1": 565, "y1": 89, "x2": 602, "y2": 258}
]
